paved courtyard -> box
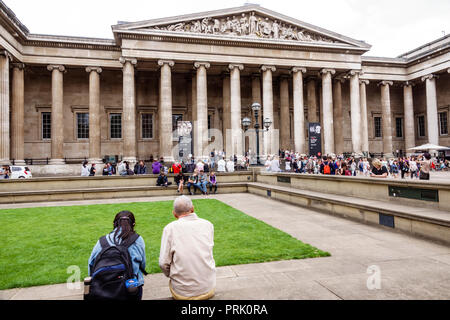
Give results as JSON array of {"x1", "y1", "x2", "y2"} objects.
[{"x1": 1, "y1": 193, "x2": 449, "y2": 300}]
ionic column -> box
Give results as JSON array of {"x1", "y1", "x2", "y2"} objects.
[
  {"x1": 158, "y1": 60, "x2": 175, "y2": 162},
  {"x1": 291, "y1": 67, "x2": 306, "y2": 154},
  {"x1": 421, "y1": 74, "x2": 439, "y2": 151},
  {"x1": 119, "y1": 57, "x2": 137, "y2": 163},
  {"x1": 403, "y1": 82, "x2": 415, "y2": 155},
  {"x1": 333, "y1": 78, "x2": 344, "y2": 155},
  {"x1": 378, "y1": 80, "x2": 394, "y2": 157},
  {"x1": 349, "y1": 70, "x2": 362, "y2": 155},
  {"x1": 320, "y1": 68, "x2": 335, "y2": 156},
  {"x1": 11, "y1": 63, "x2": 26, "y2": 165},
  {"x1": 228, "y1": 63, "x2": 244, "y2": 159},
  {"x1": 306, "y1": 78, "x2": 317, "y2": 123},
  {"x1": 85, "y1": 67, "x2": 102, "y2": 163},
  {"x1": 194, "y1": 62, "x2": 210, "y2": 160},
  {"x1": 47, "y1": 65, "x2": 65, "y2": 165},
  {"x1": 221, "y1": 72, "x2": 231, "y2": 157},
  {"x1": 279, "y1": 75, "x2": 290, "y2": 151},
  {"x1": 0, "y1": 51, "x2": 11, "y2": 165},
  {"x1": 360, "y1": 79, "x2": 370, "y2": 155},
  {"x1": 261, "y1": 65, "x2": 276, "y2": 156}
]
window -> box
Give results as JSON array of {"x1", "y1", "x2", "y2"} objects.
[
  {"x1": 374, "y1": 117, "x2": 382, "y2": 138},
  {"x1": 77, "y1": 113, "x2": 89, "y2": 139},
  {"x1": 141, "y1": 113, "x2": 153, "y2": 139},
  {"x1": 395, "y1": 117, "x2": 403, "y2": 138},
  {"x1": 172, "y1": 114, "x2": 183, "y2": 138},
  {"x1": 208, "y1": 114, "x2": 212, "y2": 139},
  {"x1": 110, "y1": 113, "x2": 122, "y2": 139},
  {"x1": 42, "y1": 112, "x2": 51, "y2": 139},
  {"x1": 418, "y1": 115, "x2": 425, "y2": 137},
  {"x1": 439, "y1": 112, "x2": 448, "y2": 135}
]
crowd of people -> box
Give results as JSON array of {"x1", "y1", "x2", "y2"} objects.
[
  {"x1": 266, "y1": 150, "x2": 449, "y2": 180},
  {"x1": 79, "y1": 148, "x2": 449, "y2": 184}
]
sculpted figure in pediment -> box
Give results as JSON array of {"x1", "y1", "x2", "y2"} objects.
[
  {"x1": 240, "y1": 13, "x2": 249, "y2": 35},
  {"x1": 272, "y1": 20, "x2": 279, "y2": 39},
  {"x1": 249, "y1": 12, "x2": 258, "y2": 35},
  {"x1": 213, "y1": 19, "x2": 221, "y2": 33}
]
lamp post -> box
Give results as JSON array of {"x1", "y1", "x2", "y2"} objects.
[{"x1": 242, "y1": 102, "x2": 271, "y2": 165}]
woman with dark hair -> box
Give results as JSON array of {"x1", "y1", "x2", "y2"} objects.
[
  {"x1": 88, "y1": 211, "x2": 146, "y2": 300},
  {"x1": 81, "y1": 161, "x2": 90, "y2": 176}
]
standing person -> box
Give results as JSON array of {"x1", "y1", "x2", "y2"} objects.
[
  {"x1": 196, "y1": 159, "x2": 205, "y2": 173},
  {"x1": 217, "y1": 157, "x2": 226, "y2": 173},
  {"x1": 350, "y1": 158, "x2": 357, "y2": 176},
  {"x1": 87, "y1": 211, "x2": 147, "y2": 300},
  {"x1": 270, "y1": 156, "x2": 281, "y2": 172},
  {"x1": 419, "y1": 153, "x2": 432, "y2": 180},
  {"x1": 400, "y1": 157, "x2": 409, "y2": 179},
  {"x1": 152, "y1": 159, "x2": 162, "y2": 175},
  {"x1": 391, "y1": 160, "x2": 399, "y2": 178},
  {"x1": 102, "y1": 163, "x2": 111, "y2": 176},
  {"x1": 159, "y1": 196, "x2": 216, "y2": 300},
  {"x1": 172, "y1": 161, "x2": 182, "y2": 175},
  {"x1": 409, "y1": 157, "x2": 418, "y2": 179},
  {"x1": 81, "y1": 161, "x2": 90, "y2": 176},
  {"x1": 89, "y1": 163, "x2": 96, "y2": 176},
  {"x1": 210, "y1": 150, "x2": 216, "y2": 170},
  {"x1": 208, "y1": 171, "x2": 218, "y2": 194},
  {"x1": 174, "y1": 171, "x2": 185, "y2": 194},
  {"x1": 226, "y1": 157, "x2": 235, "y2": 172},
  {"x1": 136, "y1": 161, "x2": 148, "y2": 175}
]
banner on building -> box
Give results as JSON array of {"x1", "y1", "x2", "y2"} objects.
[{"x1": 308, "y1": 122, "x2": 322, "y2": 157}]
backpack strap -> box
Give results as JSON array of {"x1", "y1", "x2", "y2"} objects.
[
  {"x1": 99, "y1": 235, "x2": 110, "y2": 249},
  {"x1": 122, "y1": 233, "x2": 149, "y2": 276}
]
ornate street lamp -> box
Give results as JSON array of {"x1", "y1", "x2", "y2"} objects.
[{"x1": 241, "y1": 102, "x2": 271, "y2": 165}]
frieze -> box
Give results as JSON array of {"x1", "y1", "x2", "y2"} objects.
[{"x1": 147, "y1": 12, "x2": 339, "y2": 44}]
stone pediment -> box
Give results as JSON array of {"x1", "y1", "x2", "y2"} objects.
[{"x1": 113, "y1": 5, "x2": 371, "y2": 50}]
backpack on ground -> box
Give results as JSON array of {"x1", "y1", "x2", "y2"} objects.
[{"x1": 86, "y1": 233, "x2": 145, "y2": 300}]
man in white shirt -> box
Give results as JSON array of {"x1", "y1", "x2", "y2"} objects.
[
  {"x1": 217, "y1": 157, "x2": 226, "y2": 172},
  {"x1": 159, "y1": 196, "x2": 216, "y2": 300},
  {"x1": 226, "y1": 158, "x2": 235, "y2": 172},
  {"x1": 196, "y1": 160, "x2": 204, "y2": 172}
]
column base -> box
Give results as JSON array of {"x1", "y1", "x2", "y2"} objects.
[
  {"x1": 122, "y1": 156, "x2": 137, "y2": 164},
  {"x1": 0, "y1": 159, "x2": 11, "y2": 166},
  {"x1": 12, "y1": 159, "x2": 26, "y2": 166},
  {"x1": 49, "y1": 158, "x2": 65, "y2": 165},
  {"x1": 88, "y1": 158, "x2": 104, "y2": 164}
]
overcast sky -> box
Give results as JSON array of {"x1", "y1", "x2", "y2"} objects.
[{"x1": 3, "y1": 0, "x2": 449, "y2": 57}]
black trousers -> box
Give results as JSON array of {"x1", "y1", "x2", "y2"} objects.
[{"x1": 209, "y1": 183, "x2": 217, "y2": 193}]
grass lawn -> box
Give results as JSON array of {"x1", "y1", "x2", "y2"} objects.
[{"x1": 1, "y1": 199, "x2": 330, "y2": 290}]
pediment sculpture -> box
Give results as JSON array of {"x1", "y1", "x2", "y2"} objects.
[{"x1": 147, "y1": 12, "x2": 339, "y2": 43}]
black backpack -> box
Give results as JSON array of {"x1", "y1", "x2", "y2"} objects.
[{"x1": 86, "y1": 233, "x2": 145, "y2": 300}]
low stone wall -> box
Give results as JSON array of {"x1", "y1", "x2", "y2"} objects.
[
  {"x1": 0, "y1": 171, "x2": 254, "y2": 193},
  {"x1": 256, "y1": 172, "x2": 450, "y2": 212}
]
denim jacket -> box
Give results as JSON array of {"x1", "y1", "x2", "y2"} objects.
[{"x1": 88, "y1": 229, "x2": 146, "y2": 286}]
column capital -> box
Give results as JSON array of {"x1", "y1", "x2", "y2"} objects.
[
  {"x1": 348, "y1": 69, "x2": 363, "y2": 77},
  {"x1": 319, "y1": 68, "x2": 336, "y2": 76},
  {"x1": 119, "y1": 57, "x2": 137, "y2": 65},
  {"x1": 0, "y1": 50, "x2": 12, "y2": 61},
  {"x1": 359, "y1": 79, "x2": 370, "y2": 85},
  {"x1": 157, "y1": 60, "x2": 175, "y2": 67},
  {"x1": 194, "y1": 61, "x2": 210, "y2": 69},
  {"x1": 447, "y1": 68, "x2": 450, "y2": 73},
  {"x1": 421, "y1": 74, "x2": 438, "y2": 82},
  {"x1": 403, "y1": 80, "x2": 415, "y2": 87},
  {"x1": 377, "y1": 80, "x2": 393, "y2": 87},
  {"x1": 228, "y1": 63, "x2": 244, "y2": 71},
  {"x1": 260, "y1": 65, "x2": 276, "y2": 72},
  {"x1": 11, "y1": 62, "x2": 25, "y2": 70},
  {"x1": 85, "y1": 66, "x2": 102, "y2": 74},
  {"x1": 290, "y1": 66, "x2": 306, "y2": 74},
  {"x1": 47, "y1": 65, "x2": 65, "y2": 72}
]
